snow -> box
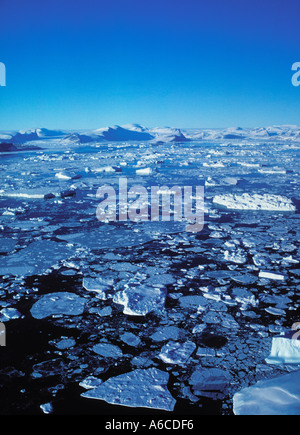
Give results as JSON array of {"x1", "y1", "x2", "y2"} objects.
[
  {"x1": 30, "y1": 292, "x2": 86, "y2": 319},
  {"x1": 213, "y1": 194, "x2": 296, "y2": 211},
  {"x1": 3, "y1": 124, "x2": 300, "y2": 147},
  {"x1": 81, "y1": 368, "x2": 176, "y2": 412},
  {"x1": 233, "y1": 370, "x2": 300, "y2": 415}
]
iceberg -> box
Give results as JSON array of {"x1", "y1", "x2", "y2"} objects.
[
  {"x1": 213, "y1": 194, "x2": 296, "y2": 212},
  {"x1": 233, "y1": 370, "x2": 300, "y2": 415},
  {"x1": 81, "y1": 368, "x2": 176, "y2": 412}
]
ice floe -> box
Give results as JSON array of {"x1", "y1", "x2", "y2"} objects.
[
  {"x1": 30, "y1": 292, "x2": 86, "y2": 319},
  {"x1": 113, "y1": 285, "x2": 167, "y2": 316},
  {"x1": 159, "y1": 341, "x2": 196, "y2": 365},
  {"x1": 81, "y1": 368, "x2": 176, "y2": 411}
]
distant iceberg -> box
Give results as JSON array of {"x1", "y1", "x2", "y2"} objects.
[{"x1": 213, "y1": 194, "x2": 296, "y2": 212}]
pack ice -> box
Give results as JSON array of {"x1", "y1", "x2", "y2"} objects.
[{"x1": 81, "y1": 368, "x2": 176, "y2": 411}]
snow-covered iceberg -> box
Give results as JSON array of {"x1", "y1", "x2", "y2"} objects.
[
  {"x1": 213, "y1": 194, "x2": 296, "y2": 211},
  {"x1": 233, "y1": 370, "x2": 300, "y2": 415}
]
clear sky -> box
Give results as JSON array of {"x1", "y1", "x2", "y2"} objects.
[{"x1": 0, "y1": 0, "x2": 299, "y2": 130}]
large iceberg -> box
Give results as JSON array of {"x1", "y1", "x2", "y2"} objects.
[
  {"x1": 233, "y1": 370, "x2": 300, "y2": 415},
  {"x1": 81, "y1": 368, "x2": 176, "y2": 412},
  {"x1": 213, "y1": 194, "x2": 296, "y2": 211}
]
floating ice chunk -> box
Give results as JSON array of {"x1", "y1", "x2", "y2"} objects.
[
  {"x1": 55, "y1": 338, "x2": 76, "y2": 350},
  {"x1": 0, "y1": 238, "x2": 17, "y2": 254},
  {"x1": 202, "y1": 311, "x2": 240, "y2": 330},
  {"x1": 178, "y1": 295, "x2": 209, "y2": 310},
  {"x1": 0, "y1": 240, "x2": 72, "y2": 277},
  {"x1": 120, "y1": 332, "x2": 141, "y2": 347},
  {"x1": 213, "y1": 194, "x2": 296, "y2": 211},
  {"x1": 79, "y1": 376, "x2": 103, "y2": 390},
  {"x1": 224, "y1": 249, "x2": 247, "y2": 264},
  {"x1": 30, "y1": 292, "x2": 86, "y2": 319},
  {"x1": 151, "y1": 326, "x2": 180, "y2": 342},
  {"x1": 265, "y1": 307, "x2": 285, "y2": 316},
  {"x1": 233, "y1": 370, "x2": 300, "y2": 415},
  {"x1": 196, "y1": 347, "x2": 216, "y2": 357},
  {"x1": 159, "y1": 341, "x2": 196, "y2": 365},
  {"x1": 113, "y1": 285, "x2": 167, "y2": 316},
  {"x1": 190, "y1": 368, "x2": 231, "y2": 394},
  {"x1": 55, "y1": 172, "x2": 72, "y2": 180},
  {"x1": 136, "y1": 167, "x2": 152, "y2": 175},
  {"x1": 265, "y1": 337, "x2": 300, "y2": 365},
  {"x1": 40, "y1": 402, "x2": 53, "y2": 414},
  {"x1": 259, "y1": 271, "x2": 285, "y2": 281},
  {"x1": 90, "y1": 306, "x2": 112, "y2": 317},
  {"x1": 92, "y1": 343, "x2": 123, "y2": 359},
  {"x1": 93, "y1": 166, "x2": 121, "y2": 173},
  {"x1": 0, "y1": 308, "x2": 21, "y2": 322},
  {"x1": 81, "y1": 368, "x2": 176, "y2": 412},
  {"x1": 192, "y1": 324, "x2": 207, "y2": 334},
  {"x1": 82, "y1": 277, "x2": 113, "y2": 300},
  {"x1": 231, "y1": 274, "x2": 258, "y2": 285}
]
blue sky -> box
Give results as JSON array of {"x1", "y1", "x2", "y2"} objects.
[{"x1": 0, "y1": 0, "x2": 299, "y2": 130}]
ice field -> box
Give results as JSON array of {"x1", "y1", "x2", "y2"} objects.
[{"x1": 0, "y1": 124, "x2": 299, "y2": 415}]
